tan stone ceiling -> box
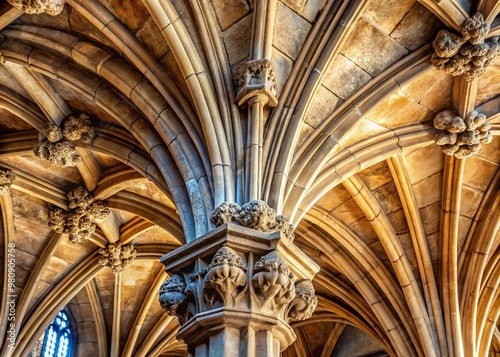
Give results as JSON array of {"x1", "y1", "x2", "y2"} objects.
[{"x1": 0, "y1": 0, "x2": 498, "y2": 356}]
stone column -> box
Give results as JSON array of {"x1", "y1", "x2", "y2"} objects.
[{"x1": 159, "y1": 202, "x2": 319, "y2": 356}]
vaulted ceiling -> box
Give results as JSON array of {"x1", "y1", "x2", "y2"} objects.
[{"x1": 0, "y1": 0, "x2": 499, "y2": 356}]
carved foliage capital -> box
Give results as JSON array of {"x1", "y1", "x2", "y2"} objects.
[
  {"x1": 202, "y1": 246, "x2": 247, "y2": 307},
  {"x1": 0, "y1": 168, "x2": 15, "y2": 196},
  {"x1": 433, "y1": 110, "x2": 492, "y2": 158},
  {"x1": 286, "y1": 279, "x2": 318, "y2": 322},
  {"x1": 48, "y1": 186, "x2": 110, "y2": 243},
  {"x1": 98, "y1": 242, "x2": 137, "y2": 273},
  {"x1": 7, "y1": 0, "x2": 65, "y2": 16},
  {"x1": 233, "y1": 59, "x2": 278, "y2": 107},
  {"x1": 431, "y1": 13, "x2": 500, "y2": 81},
  {"x1": 211, "y1": 200, "x2": 295, "y2": 241},
  {"x1": 252, "y1": 250, "x2": 295, "y2": 313},
  {"x1": 33, "y1": 114, "x2": 95, "y2": 168}
]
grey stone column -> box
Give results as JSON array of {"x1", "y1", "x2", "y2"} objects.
[{"x1": 159, "y1": 222, "x2": 319, "y2": 356}]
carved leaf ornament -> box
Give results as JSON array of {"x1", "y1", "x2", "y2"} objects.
[
  {"x1": 98, "y1": 242, "x2": 137, "y2": 273},
  {"x1": 433, "y1": 110, "x2": 492, "y2": 158},
  {"x1": 211, "y1": 200, "x2": 295, "y2": 241},
  {"x1": 431, "y1": 13, "x2": 500, "y2": 81},
  {"x1": 48, "y1": 186, "x2": 110, "y2": 243},
  {"x1": 0, "y1": 168, "x2": 15, "y2": 196}
]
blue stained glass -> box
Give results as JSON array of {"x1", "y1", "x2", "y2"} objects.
[{"x1": 41, "y1": 311, "x2": 72, "y2": 357}]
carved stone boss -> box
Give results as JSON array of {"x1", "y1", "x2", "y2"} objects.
[
  {"x1": 433, "y1": 109, "x2": 492, "y2": 158},
  {"x1": 98, "y1": 242, "x2": 137, "y2": 273},
  {"x1": 48, "y1": 186, "x2": 110, "y2": 243},
  {"x1": 34, "y1": 114, "x2": 94, "y2": 168},
  {"x1": 0, "y1": 168, "x2": 15, "y2": 196},
  {"x1": 159, "y1": 201, "x2": 319, "y2": 355},
  {"x1": 7, "y1": 0, "x2": 65, "y2": 16},
  {"x1": 432, "y1": 13, "x2": 500, "y2": 81}
]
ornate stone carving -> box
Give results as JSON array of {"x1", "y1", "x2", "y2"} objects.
[
  {"x1": 159, "y1": 275, "x2": 187, "y2": 317},
  {"x1": 252, "y1": 250, "x2": 295, "y2": 313},
  {"x1": 47, "y1": 186, "x2": 110, "y2": 243},
  {"x1": 33, "y1": 114, "x2": 95, "y2": 167},
  {"x1": 431, "y1": 13, "x2": 500, "y2": 81},
  {"x1": 210, "y1": 202, "x2": 240, "y2": 226},
  {"x1": 433, "y1": 110, "x2": 492, "y2": 158},
  {"x1": 159, "y1": 226, "x2": 319, "y2": 354},
  {"x1": 211, "y1": 200, "x2": 295, "y2": 241},
  {"x1": 7, "y1": 0, "x2": 65, "y2": 15},
  {"x1": 62, "y1": 114, "x2": 94, "y2": 143},
  {"x1": 98, "y1": 242, "x2": 137, "y2": 273},
  {"x1": 202, "y1": 246, "x2": 247, "y2": 307},
  {"x1": 233, "y1": 59, "x2": 278, "y2": 107},
  {"x1": 0, "y1": 168, "x2": 15, "y2": 196},
  {"x1": 286, "y1": 280, "x2": 318, "y2": 322}
]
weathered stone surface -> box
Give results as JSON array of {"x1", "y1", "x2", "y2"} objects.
[
  {"x1": 357, "y1": 161, "x2": 393, "y2": 190},
  {"x1": 315, "y1": 184, "x2": 352, "y2": 211},
  {"x1": 340, "y1": 118, "x2": 387, "y2": 149},
  {"x1": 462, "y1": 155, "x2": 498, "y2": 191},
  {"x1": 305, "y1": 85, "x2": 342, "y2": 128},
  {"x1": 403, "y1": 145, "x2": 444, "y2": 184},
  {"x1": 343, "y1": 17, "x2": 408, "y2": 76},
  {"x1": 222, "y1": 13, "x2": 252, "y2": 69},
  {"x1": 136, "y1": 16, "x2": 169, "y2": 58},
  {"x1": 274, "y1": 2, "x2": 311, "y2": 60},
  {"x1": 460, "y1": 186, "x2": 483, "y2": 218},
  {"x1": 212, "y1": 0, "x2": 249, "y2": 30},
  {"x1": 8, "y1": 0, "x2": 65, "y2": 15},
  {"x1": 419, "y1": 202, "x2": 441, "y2": 236},
  {"x1": 102, "y1": 0, "x2": 149, "y2": 33},
  {"x1": 412, "y1": 172, "x2": 442, "y2": 208},
  {"x1": 365, "y1": 89, "x2": 433, "y2": 128},
  {"x1": 271, "y1": 48, "x2": 293, "y2": 96},
  {"x1": 391, "y1": 3, "x2": 442, "y2": 51},
  {"x1": 372, "y1": 182, "x2": 402, "y2": 214},
  {"x1": 476, "y1": 66, "x2": 500, "y2": 105},
  {"x1": 323, "y1": 54, "x2": 372, "y2": 100},
  {"x1": 281, "y1": 0, "x2": 326, "y2": 22},
  {"x1": 418, "y1": 74, "x2": 453, "y2": 113},
  {"x1": 364, "y1": 0, "x2": 415, "y2": 34}
]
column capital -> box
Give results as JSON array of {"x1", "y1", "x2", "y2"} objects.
[
  {"x1": 159, "y1": 224, "x2": 319, "y2": 355},
  {"x1": 233, "y1": 59, "x2": 278, "y2": 107}
]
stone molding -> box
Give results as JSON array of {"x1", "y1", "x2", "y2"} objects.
[
  {"x1": 33, "y1": 114, "x2": 94, "y2": 168},
  {"x1": 433, "y1": 109, "x2": 492, "y2": 158},
  {"x1": 158, "y1": 224, "x2": 319, "y2": 354},
  {"x1": 431, "y1": 13, "x2": 500, "y2": 81},
  {"x1": 98, "y1": 242, "x2": 137, "y2": 273},
  {"x1": 48, "y1": 186, "x2": 110, "y2": 243},
  {"x1": 0, "y1": 168, "x2": 15, "y2": 196},
  {"x1": 233, "y1": 59, "x2": 278, "y2": 107},
  {"x1": 7, "y1": 0, "x2": 65, "y2": 16},
  {"x1": 211, "y1": 200, "x2": 295, "y2": 241}
]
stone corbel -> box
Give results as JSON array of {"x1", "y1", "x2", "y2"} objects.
[
  {"x1": 286, "y1": 279, "x2": 318, "y2": 322},
  {"x1": 7, "y1": 0, "x2": 65, "y2": 16},
  {"x1": 159, "y1": 274, "x2": 188, "y2": 322},
  {"x1": 233, "y1": 59, "x2": 278, "y2": 107},
  {"x1": 431, "y1": 13, "x2": 500, "y2": 81},
  {"x1": 0, "y1": 168, "x2": 15, "y2": 196}
]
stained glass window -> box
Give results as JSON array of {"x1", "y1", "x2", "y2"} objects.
[{"x1": 29, "y1": 310, "x2": 72, "y2": 357}]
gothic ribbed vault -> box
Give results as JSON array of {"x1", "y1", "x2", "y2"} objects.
[{"x1": 0, "y1": 0, "x2": 499, "y2": 356}]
